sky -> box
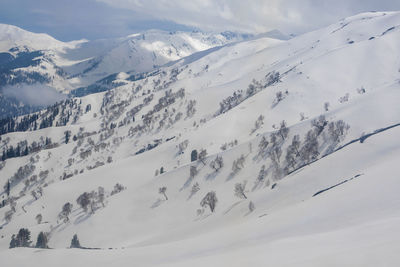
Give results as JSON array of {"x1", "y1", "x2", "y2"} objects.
[{"x1": 0, "y1": 0, "x2": 400, "y2": 41}]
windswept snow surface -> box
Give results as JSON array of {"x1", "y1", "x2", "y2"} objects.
[{"x1": 0, "y1": 11, "x2": 400, "y2": 266}]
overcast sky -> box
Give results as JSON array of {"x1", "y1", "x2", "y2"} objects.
[{"x1": 0, "y1": 0, "x2": 400, "y2": 41}]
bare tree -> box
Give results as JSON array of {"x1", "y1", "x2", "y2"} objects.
[
  {"x1": 186, "y1": 100, "x2": 196, "y2": 118},
  {"x1": 31, "y1": 190, "x2": 38, "y2": 200},
  {"x1": 200, "y1": 191, "x2": 218, "y2": 212},
  {"x1": 4, "y1": 210, "x2": 13, "y2": 223},
  {"x1": 248, "y1": 201, "x2": 255, "y2": 212},
  {"x1": 324, "y1": 102, "x2": 330, "y2": 112},
  {"x1": 327, "y1": 120, "x2": 350, "y2": 143},
  {"x1": 285, "y1": 134, "x2": 301, "y2": 170},
  {"x1": 257, "y1": 165, "x2": 267, "y2": 183},
  {"x1": 186, "y1": 100, "x2": 197, "y2": 117},
  {"x1": 178, "y1": 140, "x2": 189, "y2": 154},
  {"x1": 198, "y1": 149, "x2": 207, "y2": 165},
  {"x1": 191, "y1": 182, "x2": 200, "y2": 196},
  {"x1": 299, "y1": 112, "x2": 307, "y2": 121},
  {"x1": 311, "y1": 115, "x2": 328, "y2": 136},
  {"x1": 111, "y1": 183, "x2": 125, "y2": 195},
  {"x1": 97, "y1": 186, "x2": 105, "y2": 207},
  {"x1": 35, "y1": 214, "x2": 42, "y2": 224},
  {"x1": 234, "y1": 181, "x2": 247, "y2": 199},
  {"x1": 275, "y1": 91, "x2": 283, "y2": 103},
  {"x1": 300, "y1": 130, "x2": 319, "y2": 164},
  {"x1": 210, "y1": 155, "x2": 224, "y2": 172},
  {"x1": 76, "y1": 192, "x2": 91, "y2": 213},
  {"x1": 232, "y1": 154, "x2": 246, "y2": 174},
  {"x1": 190, "y1": 166, "x2": 198, "y2": 178},
  {"x1": 59, "y1": 202, "x2": 73, "y2": 223},
  {"x1": 258, "y1": 136, "x2": 269, "y2": 157},
  {"x1": 9, "y1": 197, "x2": 17, "y2": 212},
  {"x1": 251, "y1": 115, "x2": 264, "y2": 134},
  {"x1": 285, "y1": 146, "x2": 297, "y2": 170},
  {"x1": 159, "y1": 187, "x2": 168, "y2": 200},
  {"x1": 278, "y1": 120, "x2": 289, "y2": 140},
  {"x1": 270, "y1": 144, "x2": 282, "y2": 163},
  {"x1": 290, "y1": 135, "x2": 301, "y2": 156}
]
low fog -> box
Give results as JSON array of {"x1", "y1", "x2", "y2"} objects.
[{"x1": 2, "y1": 83, "x2": 67, "y2": 107}]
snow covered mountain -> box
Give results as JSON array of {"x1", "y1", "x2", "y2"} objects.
[
  {"x1": 0, "y1": 11, "x2": 400, "y2": 266},
  {"x1": 0, "y1": 25, "x2": 250, "y2": 118}
]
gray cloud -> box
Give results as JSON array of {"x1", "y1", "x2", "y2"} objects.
[
  {"x1": 3, "y1": 84, "x2": 67, "y2": 107},
  {"x1": 1, "y1": 0, "x2": 399, "y2": 40},
  {"x1": 0, "y1": 0, "x2": 194, "y2": 41},
  {"x1": 97, "y1": 0, "x2": 400, "y2": 34}
]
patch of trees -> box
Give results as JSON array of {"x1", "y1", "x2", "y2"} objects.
[
  {"x1": 217, "y1": 90, "x2": 244, "y2": 114},
  {"x1": 1, "y1": 136, "x2": 60, "y2": 162},
  {"x1": 3, "y1": 162, "x2": 36, "y2": 193},
  {"x1": 9, "y1": 228, "x2": 32, "y2": 248},
  {"x1": 186, "y1": 99, "x2": 197, "y2": 117},
  {"x1": 216, "y1": 72, "x2": 280, "y2": 116},
  {"x1": 0, "y1": 113, "x2": 39, "y2": 135},
  {"x1": 9, "y1": 228, "x2": 49, "y2": 249},
  {"x1": 254, "y1": 116, "x2": 350, "y2": 184},
  {"x1": 76, "y1": 187, "x2": 106, "y2": 214},
  {"x1": 220, "y1": 139, "x2": 238, "y2": 151},
  {"x1": 128, "y1": 88, "x2": 186, "y2": 136}
]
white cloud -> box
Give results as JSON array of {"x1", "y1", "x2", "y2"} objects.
[
  {"x1": 96, "y1": 0, "x2": 400, "y2": 34},
  {"x1": 3, "y1": 84, "x2": 67, "y2": 107}
]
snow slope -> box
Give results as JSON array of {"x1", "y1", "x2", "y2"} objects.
[
  {"x1": 0, "y1": 24, "x2": 75, "y2": 52},
  {"x1": 0, "y1": 11, "x2": 400, "y2": 266}
]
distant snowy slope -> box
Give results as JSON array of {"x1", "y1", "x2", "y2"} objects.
[
  {"x1": 64, "y1": 30, "x2": 251, "y2": 87},
  {"x1": 0, "y1": 25, "x2": 251, "y2": 118},
  {"x1": 0, "y1": 24, "x2": 75, "y2": 52}
]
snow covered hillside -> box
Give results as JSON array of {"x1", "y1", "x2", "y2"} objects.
[
  {"x1": 0, "y1": 11, "x2": 399, "y2": 266},
  {"x1": 0, "y1": 25, "x2": 250, "y2": 118}
]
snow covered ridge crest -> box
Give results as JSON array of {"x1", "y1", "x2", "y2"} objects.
[{"x1": 0, "y1": 11, "x2": 400, "y2": 266}]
